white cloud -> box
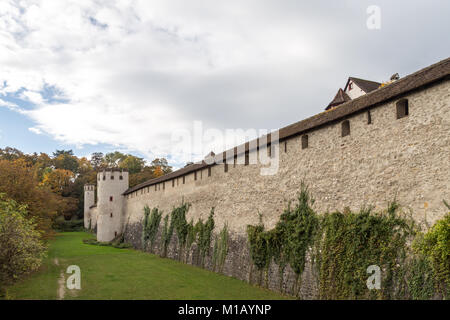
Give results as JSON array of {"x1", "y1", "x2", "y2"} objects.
[
  {"x1": 0, "y1": 0, "x2": 449, "y2": 166},
  {"x1": 28, "y1": 127, "x2": 42, "y2": 135}
]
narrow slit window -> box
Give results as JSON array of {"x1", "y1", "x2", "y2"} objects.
[
  {"x1": 284, "y1": 141, "x2": 287, "y2": 153},
  {"x1": 194, "y1": 171, "x2": 197, "y2": 181},
  {"x1": 163, "y1": 182, "x2": 165, "y2": 190},
  {"x1": 367, "y1": 110, "x2": 372, "y2": 124},
  {"x1": 172, "y1": 180, "x2": 175, "y2": 187},
  {"x1": 103, "y1": 175, "x2": 106, "y2": 180},
  {"x1": 301, "y1": 135, "x2": 308, "y2": 149},
  {"x1": 396, "y1": 99, "x2": 409, "y2": 119},
  {"x1": 341, "y1": 120, "x2": 350, "y2": 137},
  {"x1": 208, "y1": 167, "x2": 211, "y2": 177},
  {"x1": 109, "y1": 196, "x2": 113, "y2": 202},
  {"x1": 183, "y1": 176, "x2": 185, "y2": 184},
  {"x1": 245, "y1": 153, "x2": 249, "y2": 166},
  {"x1": 110, "y1": 213, "x2": 113, "y2": 218},
  {"x1": 224, "y1": 163, "x2": 228, "y2": 173}
]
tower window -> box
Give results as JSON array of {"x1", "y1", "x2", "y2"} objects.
[
  {"x1": 119, "y1": 175, "x2": 123, "y2": 180},
  {"x1": 208, "y1": 167, "x2": 211, "y2": 177},
  {"x1": 111, "y1": 175, "x2": 114, "y2": 180},
  {"x1": 109, "y1": 196, "x2": 113, "y2": 202},
  {"x1": 110, "y1": 213, "x2": 113, "y2": 218},
  {"x1": 396, "y1": 99, "x2": 409, "y2": 119},
  {"x1": 194, "y1": 171, "x2": 197, "y2": 181},
  {"x1": 341, "y1": 120, "x2": 350, "y2": 137},
  {"x1": 284, "y1": 141, "x2": 287, "y2": 153},
  {"x1": 367, "y1": 110, "x2": 372, "y2": 124},
  {"x1": 114, "y1": 231, "x2": 117, "y2": 237},
  {"x1": 301, "y1": 135, "x2": 309, "y2": 149},
  {"x1": 103, "y1": 176, "x2": 106, "y2": 180},
  {"x1": 183, "y1": 176, "x2": 185, "y2": 184}
]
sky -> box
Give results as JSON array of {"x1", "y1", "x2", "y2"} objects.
[{"x1": 0, "y1": 0, "x2": 449, "y2": 168}]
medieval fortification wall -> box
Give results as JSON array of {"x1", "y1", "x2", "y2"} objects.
[
  {"x1": 124, "y1": 80, "x2": 449, "y2": 233},
  {"x1": 85, "y1": 58, "x2": 450, "y2": 297}
]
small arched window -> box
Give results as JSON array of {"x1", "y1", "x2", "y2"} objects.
[
  {"x1": 301, "y1": 135, "x2": 309, "y2": 149},
  {"x1": 341, "y1": 120, "x2": 350, "y2": 137},
  {"x1": 396, "y1": 99, "x2": 409, "y2": 119}
]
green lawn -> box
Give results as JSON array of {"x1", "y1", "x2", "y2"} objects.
[{"x1": 7, "y1": 232, "x2": 289, "y2": 300}]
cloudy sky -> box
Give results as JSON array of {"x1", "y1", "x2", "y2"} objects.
[{"x1": 0, "y1": 0, "x2": 449, "y2": 168}]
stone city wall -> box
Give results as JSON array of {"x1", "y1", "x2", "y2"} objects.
[{"x1": 123, "y1": 79, "x2": 450, "y2": 296}]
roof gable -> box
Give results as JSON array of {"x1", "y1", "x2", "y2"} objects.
[{"x1": 344, "y1": 77, "x2": 381, "y2": 93}]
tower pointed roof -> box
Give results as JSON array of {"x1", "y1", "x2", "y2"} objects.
[{"x1": 326, "y1": 88, "x2": 351, "y2": 110}]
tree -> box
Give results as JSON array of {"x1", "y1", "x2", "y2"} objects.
[
  {"x1": 41, "y1": 169, "x2": 75, "y2": 196},
  {"x1": 153, "y1": 166, "x2": 164, "y2": 178},
  {"x1": 53, "y1": 150, "x2": 74, "y2": 157},
  {"x1": 119, "y1": 155, "x2": 145, "y2": 174},
  {"x1": 150, "y1": 158, "x2": 172, "y2": 174},
  {"x1": 104, "y1": 151, "x2": 126, "y2": 167},
  {"x1": 53, "y1": 153, "x2": 79, "y2": 173},
  {"x1": 32, "y1": 153, "x2": 53, "y2": 182},
  {"x1": 0, "y1": 147, "x2": 24, "y2": 161},
  {"x1": 90, "y1": 152, "x2": 105, "y2": 169},
  {"x1": 0, "y1": 194, "x2": 46, "y2": 294},
  {"x1": 0, "y1": 159, "x2": 61, "y2": 235}
]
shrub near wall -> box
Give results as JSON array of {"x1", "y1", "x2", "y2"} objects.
[
  {"x1": 137, "y1": 188, "x2": 450, "y2": 300},
  {"x1": 246, "y1": 186, "x2": 450, "y2": 299},
  {"x1": 315, "y1": 204, "x2": 415, "y2": 300}
]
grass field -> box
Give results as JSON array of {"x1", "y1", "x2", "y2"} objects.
[{"x1": 6, "y1": 232, "x2": 289, "y2": 300}]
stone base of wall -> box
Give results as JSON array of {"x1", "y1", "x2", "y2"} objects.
[{"x1": 123, "y1": 222, "x2": 318, "y2": 298}]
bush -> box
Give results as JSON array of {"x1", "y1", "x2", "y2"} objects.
[
  {"x1": 0, "y1": 194, "x2": 46, "y2": 294},
  {"x1": 414, "y1": 207, "x2": 450, "y2": 299},
  {"x1": 52, "y1": 215, "x2": 84, "y2": 232}
]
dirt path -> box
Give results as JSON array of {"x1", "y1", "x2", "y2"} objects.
[{"x1": 54, "y1": 258, "x2": 65, "y2": 300}]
